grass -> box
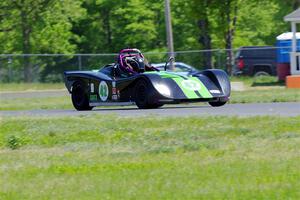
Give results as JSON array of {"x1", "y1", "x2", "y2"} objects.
[
  {"x1": 231, "y1": 76, "x2": 254, "y2": 87},
  {"x1": 0, "y1": 115, "x2": 299, "y2": 199},
  {"x1": 0, "y1": 83, "x2": 65, "y2": 91},
  {"x1": 230, "y1": 88, "x2": 300, "y2": 103},
  {"x1": 0, "y1": 96, "x2": 72, "y2": 110},
  {"x1": 230, "y1": 75, "x2": 284, "y2": 88}
]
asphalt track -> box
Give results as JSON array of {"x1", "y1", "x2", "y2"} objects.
[{"x1": 1, "y1": 102, "x2": 300, "y2": 117}]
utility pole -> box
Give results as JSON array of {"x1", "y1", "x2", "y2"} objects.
[{"x1": 164, "y1": 0, "x2": 175, "y2": 70}]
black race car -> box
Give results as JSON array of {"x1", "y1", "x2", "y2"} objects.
[{"x1": 64, "y1": 49, "x2": 231, "y2": 110}]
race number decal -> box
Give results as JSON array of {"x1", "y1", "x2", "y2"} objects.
[
  {"x1": 181, "y1": 80, "x2": 201, "y2": 91},
  {"x1": 99, "y1": 81, "x2": 109, "y2": 101}
]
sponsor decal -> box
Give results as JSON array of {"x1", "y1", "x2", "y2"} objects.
[
  {"x1": 181, "y1": 79, "x2": 201, "y2": 91},
  {"x1": 112, "y1": 94, "x2": 118, "y2": 100},
  {"x1": 90, "y1": 94, "x2": 97, "y2": 101},
  {"x1": 112, "y1": 81, "x2": 117, "y2": 98},
  {"x1": 90, "y1": 83, "x2": 94, "y2": 93},
  {"x1": 99, "y1": 81, "x2": 109, "y2": 101},
  {"x1": 210, "y1": 89, "x2": 221, "y2": 94},
  {"x1": 112, "y1": 87, "x2": 116, "y2": 94}
]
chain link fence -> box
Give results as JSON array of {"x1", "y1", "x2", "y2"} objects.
[{"x1": 0, "y1": 47, "x2": 282, "y2": 83}]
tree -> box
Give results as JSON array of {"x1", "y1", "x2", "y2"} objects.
[
  {"x1": 113, "y1": 0, "x2": 158, "y2": 51},
  {"x1": 0, "y1": 0, "x2": 85, "y2": 82},
  {"x1": 219, "y1": 0, "x2": 239, "y2": 75},
  {"x1": 233, "y1": 0, "x2": 299, "y2": 48},
  {"x1": 292, "y1": 0, "x2": 300, "y2": 9},
  {"x1": 73, "y1": 0, "x2": 121, "y2": 53},
  {"x1": 1, "y1": 0, "x2": 298, "y2": 82},
  {"x1": 189, "y1": 0, "x2": 214, "y2": 69}
]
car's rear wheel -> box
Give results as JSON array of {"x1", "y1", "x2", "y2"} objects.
[
  {"x1": 208, "y1": 101, "x2": 227, "y2": 107},
  {"x1": 135, "y1": 79, "x2": 163, "y2": 109},
  {"x1": 71, "y1": 81, "x2": 93, "y2": 111}
]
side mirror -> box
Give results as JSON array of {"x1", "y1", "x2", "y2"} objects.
[{"x1": 164, "y1": 57, "x2": 174, "y2": 71}]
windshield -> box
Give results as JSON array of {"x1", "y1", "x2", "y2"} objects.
[{"x1": 153, "y1": 63, "x2": 195, "y2": 72}]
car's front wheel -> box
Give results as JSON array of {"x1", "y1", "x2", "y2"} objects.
[
  {"x1": 71, "y1": 81, "x2": 93, "y2": 111},
  {"x1": 135, "y1": 79, "x2": 163, "y2": 109},
  {"x1": 208, "y1": 101, "x2": 227, "y2": 107}
]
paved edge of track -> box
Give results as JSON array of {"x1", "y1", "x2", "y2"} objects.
[{"x1": 1, "y1": 102, "x2": 300, "y2": 117}]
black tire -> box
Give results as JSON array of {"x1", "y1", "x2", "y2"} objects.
[
  {"x1": 148, "y1": 104, "x2": 164, "y2": 109},
  {"x1": 254, "y1": 71, "x2": 271, "y2": 77},
  {"x1": 208, "y1": 101, "x2": 227, "y2": 107},
  {"x1": 135, "y1": 79, "x2": 163, "y2": 109},
  {"x1": 71, "y1": 82, "x2": 93, "y2": 111}
]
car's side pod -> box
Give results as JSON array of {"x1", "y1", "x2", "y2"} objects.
[{"x1": 200, "y1": 69, "x2": 231, "y2": 97}]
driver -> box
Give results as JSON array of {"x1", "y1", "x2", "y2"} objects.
[{"x1": 117, "y1": 48, "x2": 158, "y2": 75}]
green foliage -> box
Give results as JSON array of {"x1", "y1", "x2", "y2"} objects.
[
  {"x1": 0, "y1": 0, "x2": 85, "y2": 54},
  {"x1": 6, "y1": 135, "x2": 22, "y2": 150},
  {"x1": 113, "y1": 0, "x2": 157, "y2": 50},
  {"x1": 234, "y1": 0, "x2": 281, "y2": 46},
  {"x1": 0, "y1": 0, "x2": 298, "y2": 81},
  {"x1": 0, "y1": 0, "x2": 86, "y2": 82},
  {"x1": 0, "y1": 0, "x2": 295, "y2": 53}
]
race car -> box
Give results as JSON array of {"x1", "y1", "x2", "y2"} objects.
[{"x1": 64, "y1": 48, "x2": 231, "y2": 110}]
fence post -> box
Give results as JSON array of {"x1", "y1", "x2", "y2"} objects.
[
  {"x1": 217, "y1": 49, "x2": 221, "y2": 69},
  {"x1": 78, "y1": 55, "x2": 82, "y2": 70}
]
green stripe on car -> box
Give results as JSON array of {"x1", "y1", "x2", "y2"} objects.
[
  {"x1": 172, "y1": 77, "x2": 199, "y2": 99},
  {"x1": 145, "y1": 71, "x2": 182, "y2": 79},
  {"x1": 173, "y1": 77, "x2": 213, "y2": 99},
  {"x1": 190, "y1": 77, "x2": 213, "y2": 98}
]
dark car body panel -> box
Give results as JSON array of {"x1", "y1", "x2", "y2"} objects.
[{"x1": 64, "y1": 66, "x2": 231, "y2": 107}]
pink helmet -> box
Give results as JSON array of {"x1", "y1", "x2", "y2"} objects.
[{"x1": 118, "y1": 48, "x2": 145, "y2": 74}]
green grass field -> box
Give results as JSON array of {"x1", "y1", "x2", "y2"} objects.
[
  {"x1": 230, "y1": 88, "x2": 300, "y2": 103},
  {"x1": 0, "y1": 96, "x2": 72, "y2": 110},
  {"x1": 0, "y1": 83, "x2": 65, "y2": 91},
  {"x1": 230, "y1": 75, "x2": 284, "y2": 87},
  {"x1": 1, "y1": 78, "x2": 299, "y2": 199},
  {"x1": 0, "y1": 115, "x2": 300, "y2": 199}
]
